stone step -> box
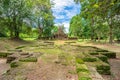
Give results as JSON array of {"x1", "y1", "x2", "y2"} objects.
[{"x1": 88, "y1": 67, "x2": 105, "y2": 80}]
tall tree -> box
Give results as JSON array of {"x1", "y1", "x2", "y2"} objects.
[
  {"x1": 73, "y1": 0, "x2": 120, "y2": 43},
  {"x1": 33, "y1": 0, "x2": 54, "y2": 39},
  {"x1": 1, "y1": 0, "x2": 33, "y2": 39}
]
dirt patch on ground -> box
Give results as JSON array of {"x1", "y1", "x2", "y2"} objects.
[
  {"x1": 26, "y1": 58, "x2": 78, "y2": 80},
  {"x1": 0, "y1": 59, "x2": 10, "y2": 79}
]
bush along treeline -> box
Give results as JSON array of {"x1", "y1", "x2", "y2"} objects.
[
  {"x1": 0, "y1": 0, "x2": 55, "y2": 39},
  {"x1": 70, "y1": 0, "x2": 120, "y2": 43}
]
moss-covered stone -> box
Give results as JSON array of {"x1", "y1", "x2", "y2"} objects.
[
  {"x1": 89, "y1": 52, "x2": 99, "y2": 55},
  {"x1": 8, "y1": 49, "x2": 22, "y2": 52},
  {"x1": 0, "y1": 53, "x2": 7, "y2": 57},
  {"x1": 78, "y1": 72, "x2": 91, "y2": 80},
  {"x1": 76, "y1": 58, "x2": 84, "y2": 64},
  {"x1": 96, "y1": 55, "x2": 108, "y2": 63},
  {"x1": 82, "y1": 57, "x2": 97, "y2": 62},
  {"x1": 0, "y1": 52, "x2": 13, "y2": 58},
  {"x1": 10, "y1": 61, "x2": 19, "y2": 68},
  {"x1": 15, "y1": 46, "x2": 26, "y2": 49},
  {"x1": 77, "y1": 68, "x2": 89, "y2": 73},
  {"x1": 100, "y1": 52, "x2": 116, "y2": 58},
  {"x1": 97, "y1": 70, "x2": 111, "y2": 75},
  {"x1": 65, "y1": 41, "x2": 76, "y2": 44},
  {"x1": 96, "y1": 49, "x2": 108, "y2": 52},
  {"x1": 19, "y1": 57, "x2": 37, "y2": 62},
  {"x1": 96, "y1": 64, "x2": 111, "y2": 75},
  {"x1": 76, "y1": 64, "x2": 89, "y2": 73},
  {"x1": 79, "y1": 77, "x2": 92, "y2": 80}
]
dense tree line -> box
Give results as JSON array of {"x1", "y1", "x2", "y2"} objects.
[
  {"x1": 70, "y1": 0, "x2": 120, "y2": 43},
  {"x1": 0, "y1": 0, "x2": 54, "y2": 39}
]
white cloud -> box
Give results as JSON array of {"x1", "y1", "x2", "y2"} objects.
[
  {"x1": 63, "y1": 22, "x2": 70, "y2": 33},
  {"x1": 51, "y1": 0, "x2": 80, "y2": 32},
  {"x1": 52, "y1": 0, "x2": 74, "y2": 11}
]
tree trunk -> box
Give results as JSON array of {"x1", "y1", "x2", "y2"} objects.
[
  {"x1": 37, "y1": 18, "x2": 42, "y2": 39},
  {"x1": 15, "y1": 27, "x2": 19, "y2": 38},
  {"x1": 91, "y1": 17, "x2": 95, "y2": 41},
  {"x1": 109, "y1": 25, "x2": 113, "y2": 44},
  {"x1": 108, "y1": 17, "x2": 113, "y2": 44},
  {"x1": 13, "y1": 17, "x2": 20, "y2": 39},
  {"x1": 9, "y1": 23, "x2": 14, "y2": 38}
]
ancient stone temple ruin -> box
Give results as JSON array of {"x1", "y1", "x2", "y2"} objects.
[{"x1": 54, "y1": 25, "x2": 67, "y2": 40}]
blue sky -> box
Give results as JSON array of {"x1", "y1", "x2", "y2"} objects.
[{"x1": 51, "y1": 0, "x2": 81, "y2": 32}]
